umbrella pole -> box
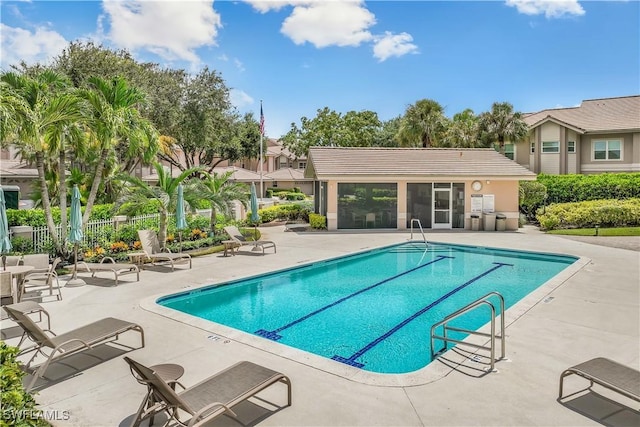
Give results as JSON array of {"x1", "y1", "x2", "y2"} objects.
[
  {"x1": 179, "y1": 231, "x2": 182, "y2": 253},
  {"x1": 66, "y1": 243, "x2": 86, "y2": 287}
]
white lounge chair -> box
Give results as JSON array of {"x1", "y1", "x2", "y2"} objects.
[
  {"x1": 223, "y1": 225, "x2": 276, "y2": 255},
  {"x1": 68, "y1": 257, "x2": 140, "y2": 286},
  {"x1": 137, "y1": 230, "x2": 191, "y2": 271}
]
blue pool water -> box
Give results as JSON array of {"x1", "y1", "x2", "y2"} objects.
[{"x1": 158, "y1": 242, "x2": 577, "y2": 374}]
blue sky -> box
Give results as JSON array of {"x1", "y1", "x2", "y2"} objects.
[{"x1": 1, "y1": 1, "x2": 639, "y2": 138}]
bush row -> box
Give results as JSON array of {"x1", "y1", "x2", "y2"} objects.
[
  {"x1": 6, "y1": 200, "x2": 163, "y2": 227},
  {"x1": 536, "y1": 198, "x2": 640, "y2": 230},
  {"x1": 537, "y1": 173, "x2": 640, "y2": 204},
  {"x1": 256, "y1": 204, "x2": 311, "y2": 223}
]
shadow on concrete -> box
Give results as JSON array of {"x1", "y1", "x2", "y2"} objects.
[{"x1": 558, "y1": 390, "x2": 640, "y2": 427}]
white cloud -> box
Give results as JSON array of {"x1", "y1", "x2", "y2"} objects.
[
  {"x1": 505, "y1": 0, "x2": 585, "y2": 18},
  {"x1": 230, "y1": 88, "x2": 254, "y2": 108},
  {"x1": 101, "y1": 0, "x2": 222, "y2": 64},
  {"x1": 281, "y1": 1, "x2": 375, "y2": 48},
  {"x1": 234, "y1": 58, "x2": 245, "y2": 72},
  {"x1": 0, "y1": 23, "x2": 68, "y2": 69},
  {"x1": 244, "y1": 1, "x2": 417, "y2": 61},
  {"x1": 373, "y1": 32, "x2": 418, "y2": 62}
]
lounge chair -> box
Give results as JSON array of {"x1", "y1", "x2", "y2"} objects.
[
  {"x1": 4, "y1": 302, "x2": 145, "y2": 391},
  {"x1": 137, "y1": 230, "x2": 192, "y2": 271},
  {"x1": 559, "y1": 357, "x2": 640, "y2": 404},
  {"x1": 223, "y1": 225, "x2": 276, "y2": 255},
  {"x1": 124, "y1": 357, "x2": 291, "y2": 427},
  {"x1": 20, "y1": 257, "x2": 63, "y2": 301},
  {"x1": 69, "y1": 257, "x2": 139, "y2": 286}
]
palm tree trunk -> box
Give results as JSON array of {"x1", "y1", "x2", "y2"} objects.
[
  {"x1": 35, "y1": 152, "x2": 62, "y2": 253},
  {"x1": 83, "y1": 148, "x2": 108, "y2": 225},
  {"x1": 158, "y1": 210, "x2": 168, "y2": 249},
  {"x1": 58, "y1": 149, "x2": 68, "y2": 249},
  {"x1": 210, "y1": 207, "x2": 217, "y2": 234}
]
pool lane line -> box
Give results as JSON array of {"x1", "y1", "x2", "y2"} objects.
[
  {"x1": 255, "y1": 255, "x2": 454, "y2": 341},
  {"x1": 332, "y1": 262, "x2": 513, "y2": 368}
]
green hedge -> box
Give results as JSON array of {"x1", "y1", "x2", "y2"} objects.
[
  {"x1": 536, "y1": 198, "x2": 640, "y2": 230},
  {"x1": 309, "y1": 213, "x2": 327, "y2": 229},
  {"x1": 537, "y1": 173, "x2": 640, "y2": 203},
  {"x1": 254, "y1": 204, "x2": 310, "y2": 224},
  {"x1": 1, "y1": 343, "x2": 49, "y2": 426}
]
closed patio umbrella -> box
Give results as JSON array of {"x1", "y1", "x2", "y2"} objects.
[
  {"x1": 250, "y1": 182, "x2": 260, "y2": 241},
  {"x1": 0, "y1": 188, "x2": 12, "y2": 270},
  {"x1": 67, "y1": 185, "x2": 85, "y2": 286},
  {"x1": 176, "y1": 184, "x2": 187, "y2": 252}
]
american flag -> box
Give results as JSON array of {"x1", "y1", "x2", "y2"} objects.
[{"x1": 259, "y1": 103, "x2": 265, "y2": 135}]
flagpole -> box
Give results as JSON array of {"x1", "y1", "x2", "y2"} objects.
[{"x1": 259, "y1": 100, "x2": 264, "y2": 201}]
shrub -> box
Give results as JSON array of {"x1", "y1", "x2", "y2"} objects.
[
  {"x1": 9, "y1": 236, "x2": 33, "y2": 254},
  {"x1": 519, "y1": 181, "x2": 548, "y2": 222},
  {"x1": 114, "y1": 224, "x2": 140, "y2": 245},
  {"x1": 537, "y1": 173, "x2": 640, "y2": 204},
  {"x1": 309, "y1": 213, "x2": 327, "y2": 229},
  {"x1": 536, "y1": 198, "x2": 640, "y2": 230},
  {"x1": 186, "y1": 215, "x2": 210, "y2": 232},
  {"x1": 109, "y1": 241, "x2": 129, "y2": 253},
  {"x1": 0, "y1": 343, "x2": 48, "y2": 427},
  {"x1": 265, "y1": 189, "x2": 273, "y2": 198},
  {"x1": 285, "y1": 192, "x2": 306, "y2": 201}
]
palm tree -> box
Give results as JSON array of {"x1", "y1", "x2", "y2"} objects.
[
  {"x1": 396, "y1": 99, "x2": 447, "y2": 148},
  {"x1": 117, "y1": 163, "x2": 203, "y2": 248},
  {"x1": 445, "y1": 109, "x2": 484, "y2": 148},
  {"x1": 79, "y1": 76, "x2": 158, "y2": 226},
  {"x1": 195, "y1": 171, "x2": 250, "y2": 234},
  {"x1": 1, "y1": 70, "x2": 85, "y2": 255},
  {"x1": 478, "y1": 102, "x2": 529, "y2": 155}
]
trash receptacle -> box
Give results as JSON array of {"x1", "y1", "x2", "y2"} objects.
[
  {"x1": 496, "y1": 213, "x2": 506, "y2": 231},
  {"x1": 483, "y1": 212, "x2": 496, "y2": 231},
  {"x1": 471, "y1": 214, "x2": 481, "y2": 231}
]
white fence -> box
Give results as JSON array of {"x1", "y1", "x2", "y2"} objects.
[{"x1": 16, "y1": 213, "x2": 169, "y2": 254}]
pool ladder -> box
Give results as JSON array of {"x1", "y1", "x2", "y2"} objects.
[
  {"x1": 430, "y1": 292, "x2": 506, "y2": 372},
  {"x1": 409, "y1": 218, "x2": 427, "y2": 243}
]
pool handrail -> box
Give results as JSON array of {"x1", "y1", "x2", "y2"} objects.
[
  {"x1": 409, "y1": 218, "x2": 427, "y2": 243},
  {"x1": 430, "y1": 291, "x2": 506, "y2": 372}
]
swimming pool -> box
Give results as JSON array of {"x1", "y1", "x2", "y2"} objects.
[{"x1": 158, "y1": 242, "x2": 578, "y2": 374}]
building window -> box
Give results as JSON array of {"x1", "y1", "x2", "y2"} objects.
[
  {"x1": 530, "y1": 142, "x2": 535, "y2": 154},
  {"x1": 298, "y1": 162, "x2": 306, "y2": 169},
  {"x1": 279, "y1": 158, "x2": 288, "y2": 169},
  {"x1": 593, "y1": 140, "x2": 621, "y2": 160},
  {"x1": 567, "y1": 141, "x2": 576, "y2": 153},
  {"x1": 542, "y1": 141, "x2": 559, "y2": 153},
  {"x1": 504, "y1": 143, "x2": 515, "y2": 160}
]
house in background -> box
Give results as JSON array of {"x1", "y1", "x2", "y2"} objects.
[
  {"x1": 305, "y1": 147, "x2": 536, "y2": 231},
  {"x1": 513, "y1": 95, "x2": 640, "y2": 174}
]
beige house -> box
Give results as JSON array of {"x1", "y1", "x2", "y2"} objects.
[
  {"x1": 514, "y1": 95, "x2": 640, "y2": 174},
  {"x1": 305, "y1": 147, "x2": 536, "y2": 231}
]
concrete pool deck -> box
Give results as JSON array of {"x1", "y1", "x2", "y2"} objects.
[{"x1": 2, "y1": 225, "x2": 639, "y2": 426}]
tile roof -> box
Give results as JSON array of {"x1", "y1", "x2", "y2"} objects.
[
  {"x1": 523, "y1": 95, "x2": 640, "y2": 132},
  {"x1": 306, "y1": 147, "x2": 536, "y2": 179},
  {"x1": 264, "y1": 168, "x2": 310, "y2": 180}
]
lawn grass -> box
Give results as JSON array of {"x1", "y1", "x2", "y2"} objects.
[{"x1": 547, "y1": 227, "x2": 640, "y2": 237}]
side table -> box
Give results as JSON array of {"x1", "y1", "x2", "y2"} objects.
[
  {"x1": 128, "y1": 252, "x2": 147, "y2": 269},
  {"x1": 222, "y1": 240, "x2": 240, "y2": 256}
]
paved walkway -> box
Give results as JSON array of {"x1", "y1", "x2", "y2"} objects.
[{"x1": 2, "y1": 226, "x2": 638, "y2": 426}]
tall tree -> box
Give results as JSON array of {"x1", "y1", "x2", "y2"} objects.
[
  {"x1": 281, "y1": 107, "x2": 382, "y2": 157},
  {"x1": 117, "y1": 163, "x2": 203, "y2": 248},
  {"x1": 444, "y1": 109, "x2": 484, "y2": 148},
  {"x1": 1, "y1": 70, "x2": 85, "y2": 255},
  {"x1": 156, "y1": 67, "x2": 258, "y2": 173},
  {"x1": 79, "y1": 76, "x2": 158, "y2": 225},
  {"x1": 478, "y1": 102, "x2": 529, "y2": 155},
  {"x1": 396, "y1": 99, "x2": 447, "y2": 148},
  {"x1": 373, "y1": 116, "x2": 403, "y2": 147}
]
